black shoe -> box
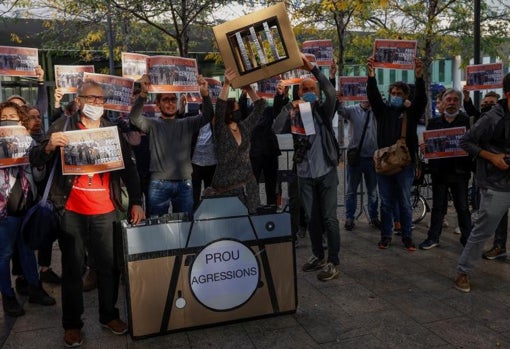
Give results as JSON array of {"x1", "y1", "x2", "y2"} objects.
[
  {"x1": 302, "y1": 255, "x2": 326, "y2": 272},
  {"x1": 15, "y1": 276, "x2": 29, "y2": 296},
  {"x1": 40, "y1": 268, "x2": 61, "y2": 284},
  {"x1": 419, "y1": 239, "x2": 439, "y2": 250},
  {"x1": 28, "y1": 283, "x2": 56, "y2": 306},
  {"x1": 2, "y1": 291, "x2": 25, "y2": 317}
]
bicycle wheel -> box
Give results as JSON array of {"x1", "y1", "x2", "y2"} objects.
[{"x1": 412, "y1": 194, "x2": 427, "y2": 224}]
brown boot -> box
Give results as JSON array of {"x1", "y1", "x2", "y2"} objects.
[{"x1": 82, "y1": 268, "x2": 97, "y2": 292}]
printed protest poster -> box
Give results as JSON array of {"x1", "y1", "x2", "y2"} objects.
[
  {"x1": 0, "y1": 46, "x2": 38, "y2": 77},
  {"x1": 55, "y1": 65, "x2": 95, "y2": 94},
  {"x1": 205, "y1": 78, "x2": 222, "y2": 103},
  {"x1": 121, "y1": 52, "x2": 149, "y2": 80},
  {"x1": 256, "y1": 76, "x2": 281, "y2": 98},
  {"x1": 281, "y1": 53, "x2": 316, "y2": 85},
  {"x1": 373, "y1": 39, "x2": 417, "y2": 70},
  {"x1": 83, "y1": 72, "x2": 135, "y2": 113},
  {"x1": 464, "y1": 62, "x2": 504, "y2": 91},
  {"x1": 338, "y1": 76, "x2": 368, "y2": 101},
  {"x1": 302, "y1": 40, "x2": 334, "y2": 67},
  {"x1": 290, "y1": 106, "x2": 317, "y2": 136},
  {"x1": 61, "y1": 126, "x2": 124, "y2": 175},
  {"x1": 422, "y1": 127, "x2": 468, "y2": 159},
  {"x1": 0, "y1": 126, "x2": 32, "y2": 168},
  {"x1": 146, "y1": 56, "x2": 199, "y2": 93}
]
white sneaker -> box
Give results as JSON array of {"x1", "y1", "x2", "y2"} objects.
[{"x1": 454, "y1": 226, "x2": 461, "y2": 235}]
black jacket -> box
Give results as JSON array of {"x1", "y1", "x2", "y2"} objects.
[
  {"x1": 426, "y1": 112, "x2": 473, "y2": 180},
  {"x1": 367, "y1": 76, "x2": 427, "y2": 163},
  {"x1": 29, "y1": 112, "x2": 143, "y2": 212},
  {"x1": 250, "y1": 106, "x2": 281, "y2": 158}
]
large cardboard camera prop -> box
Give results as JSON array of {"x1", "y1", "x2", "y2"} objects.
[
  {"x1": 213, "y1": 3, "x2": 302, "y2": 88},
  {"x1": 122, "y1": 196, "x2": 296, "y2": 338}
]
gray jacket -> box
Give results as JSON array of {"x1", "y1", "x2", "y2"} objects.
[
  {"x1": 460, "y1": 99, "x2": 510, "y2": 191},
  {"x1": 273, "y1": 66, "x2": 338, "y2": 178}
]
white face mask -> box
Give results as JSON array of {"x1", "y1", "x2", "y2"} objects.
[
  {"x1": 444, "y1": 110, "x2": 459, "y2": 118},
  {"x1": 82, "y1": 104, "x2": 104, "y2": 120}
]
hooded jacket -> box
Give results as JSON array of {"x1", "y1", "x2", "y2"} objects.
[{"x1": 460, "y1": 99, "x2": 510, "y2": 191}]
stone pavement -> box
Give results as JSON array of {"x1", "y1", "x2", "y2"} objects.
[{"x1": 1, "y1": 208, "x2": 509, "y2": 349}]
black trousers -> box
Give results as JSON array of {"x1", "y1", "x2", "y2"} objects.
[
  {"x1": 191, "y1": 163, "x2": 216, "y2": 210},
  {"x1": 250, "y1": 155, "x2": 278, "y2": 206},
  {"x1": 59, "y1": 210, "x2": 120, "y2": 329}
]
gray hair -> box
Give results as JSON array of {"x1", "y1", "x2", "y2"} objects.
[
  {"x1": 77, "y1": 79, "x2": 103, "y2": 95},
  {"x1": 441, "y1": 88, "x2": 462, "y2": 101}
]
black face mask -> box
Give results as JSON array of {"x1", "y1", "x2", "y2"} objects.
[
  {"x1": 231, "y1": 110, "x2": 243, "y2": 122},
  {"x1": 481, "y1": 105, "x2": 494, "y2": 113}
]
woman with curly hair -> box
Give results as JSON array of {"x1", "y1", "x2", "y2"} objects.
[{"x1": 207, "y1": 68, "x2": 266, "y2": 213}]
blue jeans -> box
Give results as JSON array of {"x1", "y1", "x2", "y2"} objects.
[
  {"x1": 457, "y1": 188, "x2": 510, "y2": 274},
  {"x1": 345, "y1": 157, "x2": 378, "y2": 221},
  {"x1": 299, "y1": 168, "x2": 340, "y2": 265},
  {"x1": 377, "y1": 164, "x2": 415, "y2": 239},
  {"x1": 148, "y1": 179, "x2": 193, "y2": 217},
  {"x1": 0, "y1": 216, "x2": 39, "y2": 296}
]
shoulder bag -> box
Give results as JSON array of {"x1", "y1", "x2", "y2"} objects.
[
  {"x1": 22, "y1": 117, "x2": 70, "y2": 249},
  {"x1": 373, "y1": 112, "x2": 411, "y2": 175}
]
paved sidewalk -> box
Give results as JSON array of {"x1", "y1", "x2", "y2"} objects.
[{"x1": 1, "y1": 210, "x2": 509, "y2": 349}]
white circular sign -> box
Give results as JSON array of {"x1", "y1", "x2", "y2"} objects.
[{"x1": 190, "y1": 240, "x2": 259, "y2": 311}]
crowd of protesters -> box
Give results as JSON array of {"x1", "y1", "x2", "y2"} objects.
[{"x1": 0, "y1": 49, "x2": 508, "y2": 348}]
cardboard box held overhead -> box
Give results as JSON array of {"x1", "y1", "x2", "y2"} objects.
[{"x1": 213, "y1": 3, "x2": 302, "y2": 88}]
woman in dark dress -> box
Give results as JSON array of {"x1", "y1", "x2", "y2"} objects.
[{"x1": 208, "y1": 68, "x2": 266, "y2": 213}]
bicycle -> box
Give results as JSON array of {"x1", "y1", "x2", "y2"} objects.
[{"x1": 411, "y1": 162, "x2": 431, "y2": 224}]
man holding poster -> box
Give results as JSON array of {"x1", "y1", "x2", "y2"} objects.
[
  {"x1": 366, "y1": 55, "x2": 427, "y2": 251},
  {"x1": 29, "y1": 80, "x2": 145, "y2": 347},
  {"x1": 273, "y1": 53, "x2": 340, "y2": 282},
  {"x1": 418, "y1": 89, "x2": 472, "y2": 250},
  {"x1": 130, "y1": 74, "x2": 213, "y2": 217}
]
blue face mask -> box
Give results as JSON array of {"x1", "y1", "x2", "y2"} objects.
[
  {"x1": 389, "y1": 96, "x2": 404, "y2": 108},
  {"x1": 302, "y1": 92, "x2": 317, "y2": 103}
]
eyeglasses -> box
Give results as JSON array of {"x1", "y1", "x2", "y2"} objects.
[
  {"x1": 160, "y1": 96, "x2": 178, "y2": 103},
  {"x1": 79, "y1": 95, "x2": 106, "y2": 104}
]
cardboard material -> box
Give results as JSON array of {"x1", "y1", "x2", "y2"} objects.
[
  {"x1": 213, "y1": 3, "x2": 302, "y2": 88},
  {"x1": 122, "y1": 196, "x2": 296, "y2": 339}
]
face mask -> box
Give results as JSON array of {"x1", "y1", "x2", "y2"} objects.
[
  {"x1": 231, "y1": 110, "x2": 243, "y2": 122},
  {"x1": 481, "y1": 105, "x2": 494, "y2": 113},
  {"x1": 302, "y1": 92, "x2": 317, "y2": 103},
  {"x1": 82, "y1": 104, "x2": 104, "y2": 121},
  {"x1": 443, "y1": 110, "x2": 459, "y2": 118},
  {"x1": 389, "y1": 96, "x2": 404, "y2": 108},
  {"x1": 0, "y1": 120, "x2": 19, "y2": 126}
]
